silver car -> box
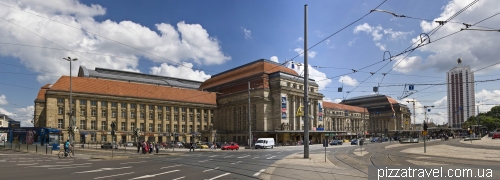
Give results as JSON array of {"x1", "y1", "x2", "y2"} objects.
[{"x1": 101, "y1": 143, "x2": 118, "y2": 149}]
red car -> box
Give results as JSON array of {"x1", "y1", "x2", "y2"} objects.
[
  {"x1": 492, "y1": 133, "x2": 500, "y2": 139},
  {"x1": 221, "y1": 143, "x2": 239, "y2": 150}
]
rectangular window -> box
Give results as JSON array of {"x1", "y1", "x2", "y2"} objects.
[
  {"x1": 140, "y1": 104, "x2": 145, "y2": 109},
  {"x1": 182, "y1": 115, "x2": 185, "y2": 122},
  {"x1": 189, "y1": 115, "x2": 193, "y2": 122},
  {"x1": 158, "y1": 113, "x2": 162, "y2": 120},
  {"x1": 174, "y1": 107, "x2": 179, "y2": 112},
  {"x1": 121, "y1": 103, "x2": 127, "y2": 108},
  {"x1": 140, "y1": 112, "x2": 145, "y2": 119},
  {"x1": 90, "y1": 134, "x2": 96, "y2": 142},
  {"x1": 91, "y1": 109, "x2": 96, "y2": 116},
  {"x1": 197, "y1": 115, "x2": 200, "y2": 122},
  {"x1": 166, "y1": 114, "x2": 171, "y2": 120},
  {"x1": 203, "y1": 125, "x2": 207, "y2": 131},
  {"x1": 174, "y1": 125, "x2": 178, "y2": 132},
  {"x1": 181, "y1": 125, "x2": 186, "y2": 133},
  {"x1": 149, "y1": 105, "x2": 154, "y2": 110},
  {"x1": 58, "y1": 107, "x2": 64, "y2": 115},
  {"x1": 101, "y1": 101, "x2": 107, "y2": 106},
  {"x1": 149, "y1": 112, "x2": 153, "y2": 120},
  {"x1": 204, "y1": 115, "x2": 207, "y2": 122},
  {"x1": 112, "y1": 110, "x2": 117, "y2": 118},
  {"x1": 196, "y1": 125, "x2": 200, "y2": 132},
  {"x1": 174, "y1": 115, "x2": 178, "y2": 121},
  {"x1": 166, "y1": 124, "x2": 170, "y2": 132},
  {"x1": 157, "y1": 106, "x2": 163, "y2": 111},
  {"x1": 80, "y1": 108, "x2": 86, "y2": 116},
  {"x1": 59, "y1": 134, "x2": 64, "y2": 143},
  {"x1": 101, "y1": 135, "x2": 107, "y2": 142},
  {"x1": 121, "y1": 110, "x2": 126, "y2": 118},
  {"x1": 140, "y1": 123, "x2": 144, "y2": 131},
  {"x1": 80, "y1": 100, "x2": 87, "y2": 105},
  {"x1": 111, "y1": 102, "x2": 117, "y2": 107},
  {"x1": 166, "y1": 106, "x2": 171, "y2": 111},
  {"x1": 57, "y1": 98, "x2": 64, "y2": 103},
  {"x1": 90, "y1": 100, "x2": 97, "y2": 106},
  {"x1": 101, "y1": 121, "x2": 106, "y2": 130},
  {"x1": 189, "y1": 125, "x2": 193, "y2": 133},
  {"x1": 58, "y1": 119, "x2": 63, "y2": 128},
  {"x1": 130, "y1": 103, "x2": 136, "y2": 108},
  {"x1": 157, "y1": 124, "x2": 162, "y2": 132},
  {"x1": 131, "y1": 123, "x2": 135, "y2": 130},
  {"x1": 149, "y1": 124, "x2": 153, "y2": 132},
  {"x1": 80, "y1": 120, "x2": 85, "y2": 130},
  {"x1": 121, "y1": 122, "x2": 125, "y2": 131},
  {"x1": 182, "y1": 107, "x2": 186, "y2": 112},
  {"x1": 131, "y1": 111, "x2": 136, "y2": 118},
  {"x1": 101, "y1": 109, "x2": 107, "y2": 117},
  {"x1": 91, "y1": 121, "x2": 96, "y2": 130}
]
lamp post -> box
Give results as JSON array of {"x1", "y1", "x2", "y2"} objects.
[
  {"x1": 423, "y1": 105, "x2": 434, "y2": 153},
  {"x1": 63, "y1": 57, "x2": 78, "y2": 143}
]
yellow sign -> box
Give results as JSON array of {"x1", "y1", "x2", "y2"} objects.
[
  {"x1": 405, "y1": 120, "x2": 409, "y2": 125},
  {"x1": 296, "y1": 106, "x2": 304, "y2": 117},
  {"x1": 422, "y1": 131, "x2": 427, "y2": 136}
]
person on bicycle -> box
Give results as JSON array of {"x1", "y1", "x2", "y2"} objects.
[{"x1": 64, "y1": 140, "x2": 71, "y2": 157}]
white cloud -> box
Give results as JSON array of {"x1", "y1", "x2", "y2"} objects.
[
  {"x1": 149, "y1": 62, "x2": 211, "y2": 82},
  {"x1": 293, "y1": 48, "x2": 317, "y2": 58},
  {"x1": 397, "y1": 98, "x2": 448, "y2": 125},
  {"x1": 241, "y1": 27, "x2": 252, "y2": 39},
  {"x1": 333, "y1": 99, "x2": 342, "y2": 103},
  {"x1": 412, "y1": 0, "x2": 500, "y2": 73},
  {"x1": 338, "y1": 76, "x2": 358, "y2": 86},
  {"x1": 0, "y1": 95, "x2": 7, "y2": 105},
  {"x1": 392, "y1": 56, "x2": 423, "y2": 73},
  {"x1": 383, "y1": 29, "x2": 413, "y2": 40},
  {"x1": 475, "y1": 89, "x2": 500, "y2": 112},
  {"x1": 287, "y1": 62, "x2": 332, "y2": 90},
  {"x1": 375, "y1": 43, "x2": 387, "y2": 51},
  {"x1": 314, "y1": 30, "x2": 325, "y2": 38},
  {"x1": 348, "y1": 38, "x2": 357, "y2": 46},
  {"x1": 0, "y1": 0, "x2": 230, "y2": 84},
  {"x1": 296, "y1": 37, "x2": 304, "y2": 42},
  {"x1": 353, "y1": 23, "x2": 383, "y2": 41},
  {"x1": 270, "y1": 56, "x2": 279, "y2": 63},
  {"x1": 323, "y1": 97, "x2": 332, "y2": 102},
  {"x1": 0, "y1": 108, "x2": 14, "y2": 116},
  {"x1": 434, "y1": 96, "x2": 447, "y2": 107},
  {"x1": 0, "y1": 106, "x2": 35, "y2": 127}
]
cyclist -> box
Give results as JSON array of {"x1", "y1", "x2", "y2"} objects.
[{"x1": 64, "y1": 140, "x2": 71, "y2": 157}]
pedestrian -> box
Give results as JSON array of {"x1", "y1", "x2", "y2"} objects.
[
  {"x1": 189, "y1": 142, "x2": 194, "y2": 152},
  {"x1": 156, "y1": 142, "x2": 160, "y2": 153},
  {"x1": 137, "y1": 141, "x2": 141, "y2": 153},
  {"x1": 144, "y1": 141, "x2": 149, "y2": 154},
  {"x1": 149, "y1": 142, "x2": 153, "y2": 154}
]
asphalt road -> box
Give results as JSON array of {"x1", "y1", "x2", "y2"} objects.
[{"x1": 0, "y1": 144, "x2": 343, "y2": 180}]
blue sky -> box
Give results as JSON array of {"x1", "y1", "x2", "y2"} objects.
[{"x1": 0, "y1": 0, "x2": 499, "y2": 126}]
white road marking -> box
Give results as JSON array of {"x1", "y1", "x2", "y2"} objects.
[
  {"x1": 230, "y1": 161, "x2": 241, "y2": 164},
  {"x1": 199, "y1": 159, "x2": 212, "y2": 162},
  {"x1": 265, "y1": 154, "x2": 271, "y2": 156},
  {"x1": 203, "y1": 167, "x2": 219, "y2": 172},
  {"x1": 266, "y1": 156, "x2": 275, "y2": 159},
  {"x1": 49, "y1": 165, "x2": 91, "y2": 169},
  {"x1": 17, "y1": 163, "x2": 38, "y2": 166},
  {"x1": 120, "y1": 161, "x2": 147, "y2": 164},
  {"x1": 94, "y1": 172, "x2": 135, "y2": 179},
  {"x1": 224, "y1": 155, "x2": 233, "y2": 158},
  {"x1": 35, "y1": 163, "x2": 92, "y2": 168},
  {"x1": 128, "y1": 170, "x2": 179, "y2": 180},
  {"x1": 172, "y1": 176, "x2": 185, "y2": 180},
  {"x1": 73, "y1": 166, "x2": 132, "y2": 174},
  {"x1": 208, "y1": 155, "x2": 218, "y2": 158},
  {"x1": 253, "y1": 169, "x2": 266, "y2": 176},
  {"x1": 237, "y1": 155, "x2": 249, "y2": 159},
  {"x1": 205, "y1": 173, "x2": 231, "y2": 180},
  {"x1": 160, "y1": 165, "x2": 182, "y2": 169},
  {"x1": 56, "y1": 162, "x2": 72, "y2": 163}
]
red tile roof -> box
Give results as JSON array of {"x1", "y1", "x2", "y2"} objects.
[
  {"x1": 199, "y1": 60, "x2": 298, "y2": 90},
  {"x1": 387, "y1": 97, "x2": 399, "y2": 104},
  {"x1": 49, "y1": 76, "x2": 216, "y2": 105},
  {"x1": 35, "y1": 84, "x2": 51, "y2": 101},
  {"x1": 323, "y1": 101, "x2": 367, "y2": 113}
]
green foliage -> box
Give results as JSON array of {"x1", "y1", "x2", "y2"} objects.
[{"x1": 466, "y1": 106, "x2": 500, "y2": 131}]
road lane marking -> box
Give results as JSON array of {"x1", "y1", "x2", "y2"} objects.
[
  {"x1": 56, "y1": 162, "x2": 72, "y2": 163},
  {"x1": 172, "y1": 176, "x2": 185, "y2": 180},
  {"x1": 253, "y1": 169, "x2": 266, "y2": 176},
  {"x1": 160, "y1": 165, "x2": 182, "y2": 169},
  {"x1": 230, "y1": 161, "x2": 241, "y2": 164},
  {"x1": 35, "y1": 163, "x2": 92, "y2": 168},
  {"x1": 203, "y1": 167, "x2": 219, "y2": 172},
  {"x1": 208, "y1": 155, "x2": 218, "y2": 158},
  {"x1": 120, "y1": 161, "x2": 147, "y2": 164},
  {"x1": 49, "y1": 165, "x2": 91, "y2": 169},
  {"x1": 199, "y1": 159, "x2": 213, "y2": 163},
  {"x1": 17, "y1": 163, "x2": 38, "y2": 166},
  {"x1": 266, "y1": 156, "x2": 275, "y2": 159},
  {"x1": 237, "y1": 155, "x2": 249, "y2": 159},
  {"x1": 205, "y1": 173, "x2": 231, "y2": 180},
  {"x1": 74, "y1": 166, "x2": 132, "y2": 174},
  {"x1": 94, "y1": 172, "x2": 135, "y2": 179},
  {"x1": 128, "y1": 170, "x2": 179, "y2": 180},
  {"x1": 265, "y1": 154, "x2": 271, "y2": 156}
]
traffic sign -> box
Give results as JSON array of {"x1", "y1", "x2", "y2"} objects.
[
  {"x1": 422, "y1": 131, "x2": 428, "y2": 136},
  {"x1": 409, "y1": 85, "x2": 414, "y2": 90}
]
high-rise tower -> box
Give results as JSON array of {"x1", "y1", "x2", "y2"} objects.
[{"x1": 447, "y1": 58, "x2": 475, "y2": 128}]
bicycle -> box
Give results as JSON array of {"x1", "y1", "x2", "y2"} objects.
[{"x1": 58, "y1": 148, "x2": 73, "y2": 158}]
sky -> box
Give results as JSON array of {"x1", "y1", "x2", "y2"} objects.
[{"x1": 0, "y1": 0, "x2": 499, "y2": 127}]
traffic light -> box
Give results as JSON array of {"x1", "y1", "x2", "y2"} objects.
[
  {"x1": 111, "y1": 129, "x2": 116, "y2": 136},
  {"x1": 423, "y1": 123, "x2": 428, "y2": 131},
  {"x1": 67, "y1": 126, "x2": 73, "y2": 133},
  {"x1": 133, "y1": 128, "x2": 138, "y2": 137},
  {"x1": 111, "y1": 122, "x2": 116, "y2": 130}
]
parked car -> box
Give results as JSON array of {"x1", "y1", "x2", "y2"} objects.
[
  {"x1": 196, "y1": 142, "x2": 209, "y2": 149},
  {"x1": 370, "y1": 137, "x2": 379, "y2": 142},
  {"x1": 330, "y1": 140, "x2": 343, "y2": 145},
  {"x1": 125, "y1": 142, "x2": 134, "y2": 147},
  {"x1": 492, "y1": 132, "x2": 500, "y2": 139},
  {"x1": 221, "y1": 142, "x2": 239, "y2": 150},
  {"x1": 101, "y1": 143, "x2": 118, "y2": 149},
  {"x1": 351, "y1": 139, "x2": 358, "y2": 145}
]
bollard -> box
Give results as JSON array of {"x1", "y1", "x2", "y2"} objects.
[
  {"x1": 46, "y1": 144, "x2": 48, "y2": 154},
  {"x1": 36, "y1": 144, "x2": 38, "y2": 153},
  {"x1": 27, "y1": 143, "x2": 28, "y2": 152}
]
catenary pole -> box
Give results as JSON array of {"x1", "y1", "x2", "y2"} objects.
[{"x1": 303, "y1": 4, "x2": 309, "y2": 159}]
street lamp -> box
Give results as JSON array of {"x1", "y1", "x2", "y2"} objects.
[{"x1": 63, "y1": 57, "x2": 78, "y2": 143}]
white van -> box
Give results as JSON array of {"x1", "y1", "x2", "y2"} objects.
[{"x1": 255, "y1": 138, "x2": 275, "y2": 149}]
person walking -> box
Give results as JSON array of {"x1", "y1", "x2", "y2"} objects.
[
  {"x1": 155, "y1": 142, "x2": 160, "y2": 154},
  {"x1": 189, "y1": 142, "x2": 194, "y2": 152},
  {"x1": 137, "y1": 141, "x2": 141, "y2": 153}
]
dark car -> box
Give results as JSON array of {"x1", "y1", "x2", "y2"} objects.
[
  {"x1": 101, "y1": 143, "x2": 118, "y2": 149},
  {"x1": 370, "y1": 137, "x2": 379, "y2": 142},
  {"x1": 351, "y1": 139, "x2": 358, "y2": 145},
  {"x1": 330, "y1": 140, "x2": 343, "y2": 145}
]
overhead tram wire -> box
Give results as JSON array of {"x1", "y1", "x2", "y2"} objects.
[{"x1": 0, "y1": 2, "x2": 217, "y2": 74}]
